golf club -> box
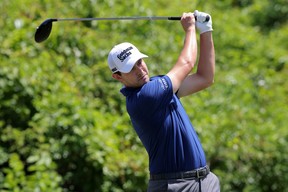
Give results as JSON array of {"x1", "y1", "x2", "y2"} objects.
[{"x1": 34, "y1": 15, "x2": 210, "y2": 43}]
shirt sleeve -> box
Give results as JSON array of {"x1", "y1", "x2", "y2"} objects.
[{"x1": 137, "y1": 75, "x2": 173, "y2": 114}]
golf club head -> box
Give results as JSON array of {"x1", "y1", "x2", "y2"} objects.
[{"x1": 34, "y1": 19, "x2": 57, "y2": 43}]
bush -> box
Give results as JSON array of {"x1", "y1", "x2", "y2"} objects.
[{"x1": 0, "y1": 0, "x2": 287, "y2": 191}]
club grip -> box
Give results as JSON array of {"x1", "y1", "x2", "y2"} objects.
[
  {"x1": 168, "y1": 15, "x2": 210, "y2": 22},
  {"x1": 196, "y1": 15, "x2": 210, "y2": 22},
  {"x1": 168, "y1": 17, "x2": 181, "y2": 20}
]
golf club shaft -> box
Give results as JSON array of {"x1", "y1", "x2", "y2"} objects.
[
  {"x1": 35, "y1": 15, "x2": 209, "y2": 43},
  {"x1": 54, "y1": 16, "x2": 181, "y2": 22}
]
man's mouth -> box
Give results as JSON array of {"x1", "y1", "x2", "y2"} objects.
[{"x1": 138, "y1": 74, "x2": 147, "y2": 81}]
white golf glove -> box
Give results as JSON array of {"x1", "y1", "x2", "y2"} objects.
[{"x1": 194, "y1": 10, "x2": 213, "y2": 34}]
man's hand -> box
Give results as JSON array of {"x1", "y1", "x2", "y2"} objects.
[
  {"x1": 194, "y1": 10, "x2": 213, "y2": 34},
  {"x1": 181, "y1": 12, "x2": 196, "y2": 32}
]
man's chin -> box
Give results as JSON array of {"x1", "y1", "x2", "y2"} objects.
[{"x1": 142, "y1": 75, "x2": 150, "y2": 83}]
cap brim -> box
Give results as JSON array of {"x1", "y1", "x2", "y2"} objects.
[{"x1": 119, "y1": 53, "x2": 148, "y2": 73}]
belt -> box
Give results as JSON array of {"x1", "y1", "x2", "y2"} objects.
[{"x1": 150, "y1": 166, "x2": 210, "y2": 180}]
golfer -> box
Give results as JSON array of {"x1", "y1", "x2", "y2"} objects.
[{"x1": 108, "y1": 10, "x2": 220, "y2": 192}]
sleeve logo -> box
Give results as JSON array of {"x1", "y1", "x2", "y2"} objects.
[{"x1": 159, "y1": 77, "x2": 169, "y2": 90}]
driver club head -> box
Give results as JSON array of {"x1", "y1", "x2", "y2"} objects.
[{"x1": 34, "y1": 19, "x2": 57, "y2": 43}]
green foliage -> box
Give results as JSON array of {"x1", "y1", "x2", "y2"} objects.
[
  {"x1": 0, "y1": 0, "x2": 287, "y2": 191},
  {"x1": 249, "y1": 0, "x2": 288, "y2": 31}
]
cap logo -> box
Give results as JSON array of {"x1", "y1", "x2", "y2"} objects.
[
  {"x1": 111, "y1": 67, "x2": 118, "y2": 73},
  {"x1": 117, "y1": 46, "x2": 133, "y2": 62}
]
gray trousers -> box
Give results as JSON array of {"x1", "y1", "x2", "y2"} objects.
[{"x1": 147, "y1": 172, "x2": 220, "y2": 192}]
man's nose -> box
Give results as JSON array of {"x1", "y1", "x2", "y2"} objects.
[{"x1": 136, "y1": 64, "x2": 145, "y2": 74}]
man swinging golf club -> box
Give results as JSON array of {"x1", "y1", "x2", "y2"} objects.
[{"x1": 108, "y1": 10, "x2": 220, "y2": 192}]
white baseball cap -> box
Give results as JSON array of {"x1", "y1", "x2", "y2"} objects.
[{"x1": 108, "y1": 42, "x2": 148, "y2": 73}]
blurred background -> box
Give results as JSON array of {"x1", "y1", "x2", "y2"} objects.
[{"x1": 0, "y1": 0, "x2": 287, "y2": 191}]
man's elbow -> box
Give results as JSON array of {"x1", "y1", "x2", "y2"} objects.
[
  {"x1": 203, "y1": 77, "x2": 214, "y2": 88},
  {"x1": 209, "y1": 78, "x2": 215, "y2": 87}
]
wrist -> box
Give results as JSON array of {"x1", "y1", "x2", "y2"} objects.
[
  {"x1": 185, "y1": 27, "x2": 196, "y2": 33},
  {"x1": 200, "y1": 28, "x2": 213, "y2": 34}
]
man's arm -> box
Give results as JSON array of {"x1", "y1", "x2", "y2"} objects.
[
  {"x1": 177, "y1": 32, "x2": 215, "y2": 97},
  {"x1": 166, "y1": 12, "x2": 197, "y2": 94},
  {"x1": 177, "y1": 11, "x2": 215, "y2": 98}
]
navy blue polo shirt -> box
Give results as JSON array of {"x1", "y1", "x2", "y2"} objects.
[{"x1": 120, "y1": 75, "x2": 206, "y2": 174}]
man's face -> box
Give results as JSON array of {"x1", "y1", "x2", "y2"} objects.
[{"x1": 113, "y1": 59, "x2": 149, "y2": 88}]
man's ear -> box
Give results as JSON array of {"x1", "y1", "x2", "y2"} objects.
[{"x1": 112, "y1": 73, "x2": 122, "y2": 81}]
